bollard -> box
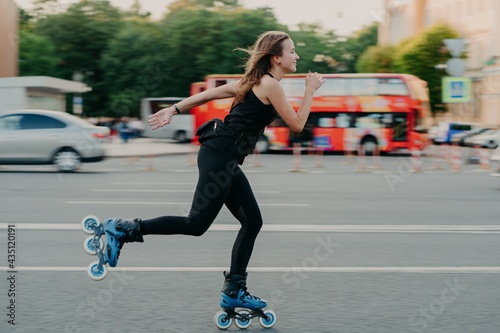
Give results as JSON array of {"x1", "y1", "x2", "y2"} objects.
[
  {"x1": 480, "y1": 148, "x2": 491, "y2": 171},
  {"x1": 343, "y1": 135, "x2": 355, "y2": 164},
  {"x1": 288, "y1": 143, "x2": 304, "y2": 172},
  {"x1": 469, "y1": 144, "x2": 481, "y2": 165},
  {"x1": 410, "y1": 147, "x2": 422, "y2": 173},
  {"x1": 370, "y1": 145, "x2": 382, "y2": 169},
  {"x1": 355, "y1": 144, "x2": 368, "y2": 173},
  {"x1": 429, "y1": 145, "x2": 444, "y2": 170},
  {"x1": 314, "y1": 147, "x2": 324, "y2": 168},
  {"x1": 451, "y1": 144, "x2": 461, "y2": 172}
]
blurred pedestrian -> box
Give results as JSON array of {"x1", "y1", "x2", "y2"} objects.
[
  {"x1": 103, "y1": 31, "x2": 325, "y2": 310},
  {"x1": 116, "y1": 117, "x2": 131, "y2": 143}
]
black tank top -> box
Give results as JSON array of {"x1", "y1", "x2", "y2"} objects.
[{"x1": 223, "y1": 88, "x2": 277, "y2": 138}]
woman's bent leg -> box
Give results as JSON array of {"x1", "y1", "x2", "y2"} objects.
[{"x1": 141, "y1": 145, "x2": 238, "y2": 236}]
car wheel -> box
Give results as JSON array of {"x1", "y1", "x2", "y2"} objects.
[
  {"x1": 487, "y1": 140, "x2": 498, "y2": 149},
  {"x1": 53, "y1": 148, "x2": 81, "y2": 172}
]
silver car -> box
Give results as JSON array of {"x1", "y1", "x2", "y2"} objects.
[{"x1": 0, "y1": 109, "x2": 109, "y2": 172}]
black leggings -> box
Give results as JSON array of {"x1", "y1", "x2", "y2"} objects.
[{"x1": 141, "y1": 145, "x2": 263, "y2": 275}]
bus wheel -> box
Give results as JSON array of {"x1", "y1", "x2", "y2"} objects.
[
  {"x1": 361, "y1": 137, "x2": 378, "y2": 156},
  {"x1": 255, "y1": 135, "x2": 270, "y2": 153}
]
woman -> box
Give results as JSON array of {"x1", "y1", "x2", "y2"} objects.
[{"x1": 104, "y1": 31, "x2": 325, "y2": 310}]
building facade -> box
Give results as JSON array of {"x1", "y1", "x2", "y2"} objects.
[
  {"x1": 0, "y1": 0, "x2": 19, "y2": 77},
  {"x1": 378, "y1": 0, "x2": 500, "y2": 126}
]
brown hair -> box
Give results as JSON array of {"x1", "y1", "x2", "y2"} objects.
[{"x1": 233, "y1": 31, "x2": 290, "y2": 106}]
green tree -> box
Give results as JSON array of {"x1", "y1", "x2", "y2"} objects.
[
  {"x1": 167, "y1": 0, "x2": 241, "y2": 12},
  {"x1": 355, "y1": 44, "x2": 396, "y2": 73},
  {"x1": 159, "y1": 6, "x2": 283, "y2": 94},
  {"x1": 100, "y1": 21, "x2": 168, "y2": 118},
  {"x1": 34, "y1": 0, "x2": 124, "y2": 115},
  {"x1": 18, "y1": 30, "x2": 60, "y2": 76},
  {"x1": 393, "y1": 23, "x2": 461, "y2": 114},
  {"x1": 288, "y1": 24, "x2": 340, "y2": 73},
  {"x1": 330, "y1": 23, "x2": 379, "y2": 73},
  {"x1": 100, "y1": 5, "x2": 282, "y2": 117},
  {"x1": 20, "y1": 0, "x2": 382, "y2": 117}
]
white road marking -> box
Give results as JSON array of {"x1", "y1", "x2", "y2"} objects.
[
  {"x1": 1, "y1": 266, "x2": 499, "y2": 273},
  {"x1": 1, "y1": 223, "x2": 499, "y2": 233},
  {"x1": 64, "y1": 201, "x2": 307, "y2": 206},
  {"x1": 90, "y1": 189, "x2": 282, "y2": 194},
  {"x1": 113, "y1": 182, "x2": 276, "y2": 186}
]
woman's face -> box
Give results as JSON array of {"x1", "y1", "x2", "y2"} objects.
[{"x1": 279, "y1": 38, "x2": 300, "y2": 72}]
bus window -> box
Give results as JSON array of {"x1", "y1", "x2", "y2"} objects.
[
  {"x1": 381, "y1": 113, "x2": 392, "y2": 124},
  {"x1": 348, "y1": 78, "x2": 378, "y2": 96},
  {"x1": 336, "y1": 113, "x2": 352, "y2": 128},
  {"x1": 318, "y1": 117, "x2": 335, "y2": 128},
  {"x1": 355, "y1": 113, "x2": 383, "y2": 129},
  {"x1": 317, "y1": 78, "x2": 347, "y2": 96},
  {"x1": 280, "y1": 78, "x2": 305, "y2": 96},
  {"x1": 378, "y1": 78, "x2": 409, "y2": 96}
]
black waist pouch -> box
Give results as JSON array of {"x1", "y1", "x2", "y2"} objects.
[
  {"x1": 196, "y1": 118, "x2": 224, "y2": 144},
  {"x1": 195, "y1": 118, "x2": 258, "y2": 158}
]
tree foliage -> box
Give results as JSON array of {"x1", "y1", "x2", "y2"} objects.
[
  {"x1": 330, "y1": 23, "x2": 379, "y2": 72},
  {"x1": 288, "y1": 25, "x2": 340, "y2": 73},
  {"x1": 393, "y1": 23, "x2": 460, "y2": 114},
  {"x1": 18, "y1": 0, "x2": 382, "y2": 117},
  {"x1": 19, "y1": 30, "x2": 60, "y2": 76},
  {"x1": 356, "y1": 45, "x2": 396, "y2": 73}
]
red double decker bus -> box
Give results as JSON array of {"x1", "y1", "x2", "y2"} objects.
[{"x1": 190, "y1": 73, "x2": 431, "y2": 153}]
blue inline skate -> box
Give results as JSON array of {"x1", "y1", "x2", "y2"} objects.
[
  {"x1": 81, "y1": 216, "x2": 143, "y2": 281},
  {"x1": 214, "y1": 271, "x2": 277, "y2": 329},
  {"x1": 104, "y1": 218, "x2": 143, "y2": 267}
]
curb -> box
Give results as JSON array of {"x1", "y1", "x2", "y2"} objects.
[{"x1": 102, "y1": 138, "x2": 197, "y2": 158}]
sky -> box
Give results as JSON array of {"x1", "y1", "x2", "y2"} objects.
[{"x1": 14, "y1": 0, "x2": 385, "y2": 35}]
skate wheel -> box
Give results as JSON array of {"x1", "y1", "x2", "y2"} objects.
[
  {"x1": 214, "y1": 310, "x2": 233, "y2": 330},
  {"x1": 259, "y1": 309, "x2": 277, "y2": 329},
  {"x1": 81, "y1": 215, "x2": 100, "y2": 234},
  {"x1": 87, "y1": 261, "x2": 107, "y2": 281},
  {"x1": 235, "y1": 310, "x2": 252, "y2": 329},
  {"x1": 83, "y1": 236, "x2": 104, "y2": 255}
]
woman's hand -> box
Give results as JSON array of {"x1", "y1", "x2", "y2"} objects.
[
  {"x1": 148, "y1": 107, "x2": 175, "y2": 130},
  {"x1": 305, "y1": 71, "x2": 326, "y2": 93}
]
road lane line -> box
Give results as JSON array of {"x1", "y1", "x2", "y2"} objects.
[
  {"x1": 90, "y1": 189, "x2": 282, "y2": 194},
  {"x1": 1, "y1": 224, "x2": 499, "y2": 233},
  {"x1": 112, "y1": 182, "x2": 276, "y2": 186},
  {"x1": 1, "y1": 266, "x2": 500, "y2": 273},
  {"x1": 64, "y1": 201, "x2": 307, "y2": 207}
]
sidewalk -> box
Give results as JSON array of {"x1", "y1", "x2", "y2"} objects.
[{"x1": 103, "y1": 137, "x2": 197, "y2": 158}]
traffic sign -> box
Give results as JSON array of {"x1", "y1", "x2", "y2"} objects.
[
  {"x1": 445, "y1": 58, "x2": 467, "y2": 76},
  {"x1": 442, "y1": 77, "x2": 472, "y2": 103},
  {"x1": 444, "y1": 38, "x2": 466, "y2": 58}
]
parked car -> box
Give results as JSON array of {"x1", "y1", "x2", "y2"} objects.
[
  {"x1": 467, "y1": 129, "x2": 500, "y2": 149},
  {"x1": 0, "y1": 109, "x2": 109, "y2": 172},
  {"x1": 450, "y1": 126, "x2": 496, "y2": 146},
  {"x1": 432, "y1": 121, "x2": 476, "y2": 144}
]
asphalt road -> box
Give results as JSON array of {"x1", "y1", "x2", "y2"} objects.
[{"x1": 0, "y1": 152, "x2": 499, "y2": 333}]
